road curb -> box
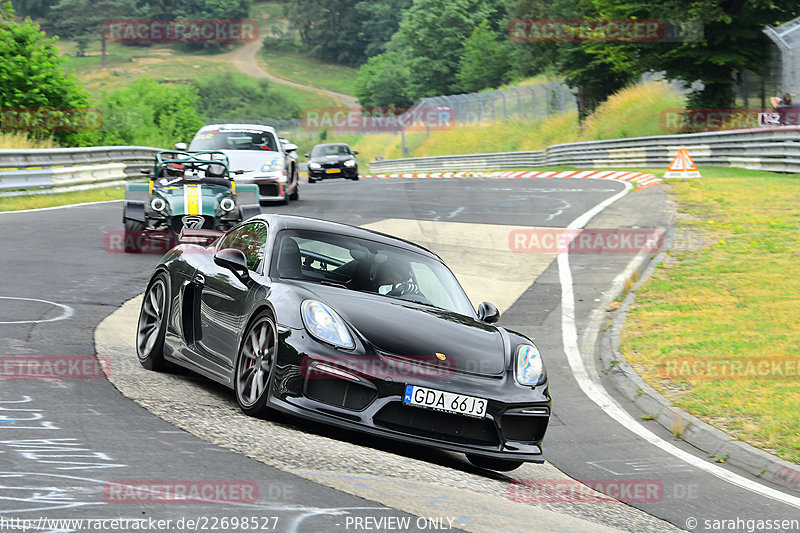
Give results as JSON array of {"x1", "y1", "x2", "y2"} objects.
[{"x1": 594, "y1": 208, "x2": 800, "y2": 494}]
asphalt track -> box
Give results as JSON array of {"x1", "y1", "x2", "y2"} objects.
[{"x1": 0, "y1": 177, "x2": 798, "y2": 533}]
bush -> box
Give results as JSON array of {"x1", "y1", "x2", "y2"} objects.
[
  {"x1": 193, "y1": 74, "x2": 301, "y2": 122},
  {"x1": 97, "y1": 78, "x2": 205, "y2": 147}
]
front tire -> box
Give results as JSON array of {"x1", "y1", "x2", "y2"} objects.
[
  {"x1": 289, "y1": 183, "x2": 299, "y2": 201},
  {"x1": 234, "y1": 311, "x2": 277, "y2": 417},
  {"x1": 136, "y1": 272, "x2": 170, "y2": 371},
  {"x1": 124, "y1": 218, "x2": 145, "y2": 253},
  {"x1": 466, "y1": 454, "x2": 524, "y2": 472}
]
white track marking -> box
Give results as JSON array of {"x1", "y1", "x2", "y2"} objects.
[
  {"x1": 0, "y1": 200, "x2": 122, "y2": 215},
  {"x1": 0, "y1": 297, "x2": 74, "y2": 325},
  {"x1": 558, "y1": 181, "x2": 800, "y2": 509}
]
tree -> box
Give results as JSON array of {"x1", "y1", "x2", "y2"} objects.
[
  {"x1": 49, "y1": 0, "x2": 138, "y2": 67},
  {"x1": 0, "y1": 1, "x2": 96, "y2": 145},
  {"x1": 590, "y1": 0, "x2": 800, "y2": 109},
  {"x1": 282, "y1": 0, "x2": 367, "y2": 66},
  {"x1": 389, "y1": 0, "x2": 491, "y2": 98},
  {"x1": 354, "y1": 0, "x2": 412, "y2": 59},
  {"x1": 10, "y1": 0, "x2": 58, "y2": 18},
  {"x1": 354, "y1": 51, "x2": 413, "y2": 108},
  {"x1": 456, "y1": 20, "x2": 513, "y2": 93},
  {"x1": 505, "y1": 0, "x2": 639, "y2": 120}
]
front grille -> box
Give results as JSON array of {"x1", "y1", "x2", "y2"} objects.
[
  {"x1": 304, "y1": 372, "x2": 376, "y2": 411},
  {"x1": 373, "y1": 402, "x2": 499, "y2": 446},
  {"x1": 501, "y1": 415, "x2": 549, "y2": 443},
  {"x1": 257, "y1": 182, "x2": 280, "y2": 197}
]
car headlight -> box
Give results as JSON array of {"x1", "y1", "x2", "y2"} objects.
[
  {"x1": 515, "y1": 344, "x2": 545, "y2": 386},
  {"x1": 150, "y1": 197, "x2": 166, "y2": 212},
  {"x1": 344, "y1": 159, "x2": 357, "y2": 168},
  {"x1": 308, "y1": 162, "x2": 321, "y2": 170},
  {"x1": 301, "y1": 300, "x2": 355, "y2": 350},
  {"x1": 219, "y1": 197, "x2": 235, "y2": 212},
  {"x1": 261, "y1": 159, "x2": 281, "y2": 172}
]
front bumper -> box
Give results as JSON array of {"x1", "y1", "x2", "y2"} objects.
[
  {"x1": 308, "y1": 167, "x2": 358, "y2": 180},
  {"x1": 237, "y1": 174, "x2": 288, "y2": 202},
  {"x1": 268, "y1": 327, "x2": 551, "y2": 462}
]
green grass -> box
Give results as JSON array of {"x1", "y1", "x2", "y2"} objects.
[
  {"x1": 256, "y1": 48, "x2": 359, "y2": 96},
  {"x1": 0, "y1": 186, "x2": 124, "y2": 211},
  {"x1": 620, "y1": 167, "x2": 800, "y2": 463},
  {"x1": 252, "y1": 1, "x2": 358, "y2": 96}
]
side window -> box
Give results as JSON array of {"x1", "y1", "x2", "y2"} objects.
[{"x1": 218, "y1": 223, "x2": 269, "y2": 272}]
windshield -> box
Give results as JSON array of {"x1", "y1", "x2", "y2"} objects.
[
  {"x1": 271, "y1": 229, "x2": 475, "y2": 317},
  {"x1": 190, "y1": 129, "x2": 279, "y2": 152},
  {"x1": 311, "y1": 144, "x2": 352, "y2": 157}
]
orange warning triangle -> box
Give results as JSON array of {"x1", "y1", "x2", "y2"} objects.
[{"x1": 664, "y1": 148, "x2": 701, "y2": 178}]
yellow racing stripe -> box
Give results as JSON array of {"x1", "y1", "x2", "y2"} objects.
[{"x1": 184, "y1": 184, "x2": 201, "y2": 215}]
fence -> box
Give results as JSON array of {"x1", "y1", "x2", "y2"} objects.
[
  {"x1": 765, "y1": 16, "x2": 800, "y2": 99},
  {"x1": 409, "y1": 82, "x2": 576, "y2": 125},
  {"x1": 369, "y1": 127, "x2": 800, "y2": 174}
]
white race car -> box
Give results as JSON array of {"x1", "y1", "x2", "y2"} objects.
[{"x1": 183, "y1": 124, "x2": 299, "y2": 204}]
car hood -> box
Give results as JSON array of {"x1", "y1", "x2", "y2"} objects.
[
  {"x1": 309, "y1": 286, "x2": 506, "y2": 377},
  {"x1": 216, "y1": 150, "x2": 283, "y2": 172},
  {"x1": 310, "y1": 154, "x2": 356, "y2": 164}
]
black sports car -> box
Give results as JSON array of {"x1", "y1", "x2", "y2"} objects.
[
  {"x1": 305, "y1": 143, "x2": 359, "y2": 182},
  {"x1": 136, "y1": 214, "x2": 550, "y2": 471}
]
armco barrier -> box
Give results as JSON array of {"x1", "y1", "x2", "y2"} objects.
[
  {"x1": 0, "y1": 146, "x2": 161, "y2": 197},
  {"x1": 369, "y1": 127, "x2": 800, "y2": 174}
]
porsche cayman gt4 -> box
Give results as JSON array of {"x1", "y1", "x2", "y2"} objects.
[{"x1": 136, "y1": 214, "x2": 551, "y2": 471}]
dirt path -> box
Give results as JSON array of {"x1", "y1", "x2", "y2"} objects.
[{"x1": 227, "y1": 40, "x2": 359, "y2": 108}]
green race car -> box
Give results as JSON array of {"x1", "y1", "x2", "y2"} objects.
[{"x1": 122, "y1": 150, "x2": 261, "y2": 253}]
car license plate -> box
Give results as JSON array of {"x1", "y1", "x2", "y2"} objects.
[
  {"x1": 403, "y1": 385, "x2": 487, "y2": 418},
  {"x1": 325, "y1": 168, "x2": 341, "y2": 174}
]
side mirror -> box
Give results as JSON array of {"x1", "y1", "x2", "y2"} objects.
[
  {"x1": 174, "y1": 142, "x2": 188, "y2": 151},
  {"x1": 477, "y1": 302, "x2": 500, "y2": 324},
  {"x1": 140, "y1": 169, "x2": 152, "y2": 175},
  {"x1": 284, "y1": 143, "x2": 298, "y2": 152},
  {"x1": 233, "y1": 169, "x2": 245, "y2": 175},
  {"x1": 214, "y1": 248, "x2": 249, "y2": 277},
  {"x1": 304, "y1": 153, "x2": 310, "y2": 158},
  {"x1": 353, "y1": 150, "x2": 359, "y2": 155}
]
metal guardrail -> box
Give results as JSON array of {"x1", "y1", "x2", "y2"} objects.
[
  {"x1": 369, "y1": 127, "x2": 800, "y2": 174},
  {"x1": 0, "y1": 146, "x2": 160, "y2": 196}
]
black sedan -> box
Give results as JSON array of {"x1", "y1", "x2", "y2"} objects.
[
  {"x1": 136, "y1": 214, "x2": 551, "y2": 471},
  {"x1": 305, "y1": 143, "x2": 359, "y2": 182}
]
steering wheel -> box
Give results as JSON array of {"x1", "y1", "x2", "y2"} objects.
[{"x1": 387, "y1": 280, "x2": 420, "y2": 297}]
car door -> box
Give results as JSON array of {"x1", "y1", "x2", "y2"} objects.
[{"x1": 190, "y1": 221, "x2": 269, "y2": 377}]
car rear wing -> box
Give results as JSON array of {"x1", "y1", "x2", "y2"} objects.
[{"x1": 179, "y1": 228, "x2": 225, "y2": 247}]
